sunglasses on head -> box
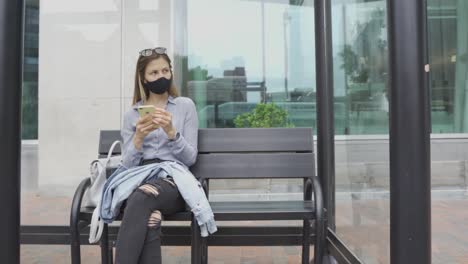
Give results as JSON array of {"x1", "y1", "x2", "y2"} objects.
[{"x1": 139, "y1": 47, "x2": 167, "y2": 57}]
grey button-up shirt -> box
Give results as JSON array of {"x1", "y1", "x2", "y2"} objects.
[{"x1": 121, "y1": 96, "x2": 199, "y2": 169}]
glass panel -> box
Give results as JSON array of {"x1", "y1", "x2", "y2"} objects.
[
  {"x1": 186, "y1": 1, "x2": 391, "y2": 135},
  {"x1": 334, "y1": 0, "x2": 468, "y2": 263},
  {"x1": 428, "y1": 1, "x2": 468, "y2": 263},
  {"x1": 333, "y1": 0, "x2": 390, "y2": 263},
  {"x1": 22, "y1": 0, "x2": 468, "y2": 261},
  {"x1": 428, "y1": 0, "x2": 457, "y2": 133},
  {"x1": 22, "y1": 0, "x2": 175, "y2": 223},
  {"x1": 337, "y1": 1, "x2": 389, "y2": 135},
  {"x1": 186, "y1": 0, "x2": 316, "y2": 130},
  {"x1": 22, "y1": 0, "x2": 124, "y2": 226},
  {"x1": 22, "y1": 0, "x2": 39, "y2": 140},
  {"x1": 22, "y1": 0, "x2": 317, "y2": 261},
  {"x1": 21, "y1": 0, "x2": 39, "y2": 196}
]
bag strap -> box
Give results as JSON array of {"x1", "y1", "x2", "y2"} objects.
[
  {"x1": 106, "y1": 140, "x2": 122, "y2": 160},
  {"x1": 88, "y1": 204, "x2": 104, "y2": 243}
]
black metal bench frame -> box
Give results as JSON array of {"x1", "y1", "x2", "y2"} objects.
[{"x1": 70, "y1": 128, "x2": 325, "y2": 264}]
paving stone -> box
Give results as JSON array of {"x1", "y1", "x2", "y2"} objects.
[{"x1": 19, "y1": 192, "x2": 468, "y2": 263}]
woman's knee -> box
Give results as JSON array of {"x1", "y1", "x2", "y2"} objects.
[
  {"x1": 125, "y1": 184, "x2": 159, "y2": 209},
  {"x1": 147, "y1": 210, "x2": 162, "y2": 229},
  {"x1": 144, "y1": 210, "x2": 163, "y2": 244},
  {"x1": 138, "y1": 183, "x2": 160, "y2": 198}
]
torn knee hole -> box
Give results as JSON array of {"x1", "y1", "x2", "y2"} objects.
[
  {"x1": 147, "y1": 210, "x2": 162, "y2": 228},
  {"x1": 138, "y1": 184, "x2": 159, "y2": 197},
  {"x1": 162, "y1": 178, "x2": 176, "y2": 187}
]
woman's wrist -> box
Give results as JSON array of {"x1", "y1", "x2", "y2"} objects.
[
  {"x1": 166, "y1": 127, "x2": 177, "y2": 140},
  {"x1": 133, "y1": 135, "x2": 143, "y2": 150}
]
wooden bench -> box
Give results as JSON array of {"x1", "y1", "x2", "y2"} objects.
[{"x1": 70, "y1": 128, "x2": 325, "y2": 264}]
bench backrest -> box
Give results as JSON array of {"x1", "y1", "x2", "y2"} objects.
[
  {"x1": 192, "y1": 128, "x2": 315, "y2": 180},
  {"x1": 98, "y1": 128, "x2": 315, "y2": 180},
  {"x1": 99, "y1": 130, "x2": 122, "y2": 157}
]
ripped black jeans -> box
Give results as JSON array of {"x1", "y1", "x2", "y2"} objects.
[{"x1": 115, "y1": 175, "x2": 185, "y2": 264}]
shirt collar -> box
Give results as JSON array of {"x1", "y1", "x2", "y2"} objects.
[
  {"x1": 132, "y1": 95, "x2": 176, "y2": 109},
  {"x1": 168, "y1": 95, "x2": 176, "y2": 105}
]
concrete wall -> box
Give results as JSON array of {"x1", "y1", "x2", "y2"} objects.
[
  {"x1": 38, "y1": 0, "x2": 174, "y2": 191},
  {"x1": 334, "y1": 134, "x2": 468, "y2": 192}
]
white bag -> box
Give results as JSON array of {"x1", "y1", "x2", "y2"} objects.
[
  {"x1": 83, "y1": 140, "x2": 122, "y2": 208},
  {"x1": 85, "y1": 140, "x2": 122, "y2": 244}
]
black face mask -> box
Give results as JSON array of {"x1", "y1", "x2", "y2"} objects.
[{"x1": 143, "y1": 77, "x2": 171, "y2": 95}]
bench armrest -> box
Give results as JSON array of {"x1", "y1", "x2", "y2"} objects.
[
  {"x1": 70, "y1": 177, "x2": 92, "y2": 227},
  {"x1": 312, "y1": 176, "x2": 325, "y2": 264}
]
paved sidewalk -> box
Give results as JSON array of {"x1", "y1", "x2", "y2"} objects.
[{"x1": 20, "y1": 192, "x2": 468, "y2": 264}]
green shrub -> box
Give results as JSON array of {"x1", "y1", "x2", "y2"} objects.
[{"x1": 234, "y1": 103, "x2": 294, "y2": 128}]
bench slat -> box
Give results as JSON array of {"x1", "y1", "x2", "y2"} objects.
[
  {"x1": 210, "y1": 201, "x2": 315, "y2": 221},
  {"x1": 80, "y1": 201, "x2": 315, "y2": 222},
  {"x1": 99, "y1": 130, "x2": 122, "y2": 155},
  {"x1": 211, "y1": 201, "x2": 314, "y2": 212},
  {"x1": 99, "y1": 128, "x2": 314, "y2": 155},
  {"x1": 191, "y1": 153, "x2": 315, "y2": 179},
  {"x1": 79, "y1": 207, "x2": 191, "y2": 222},
  {"x1": 198, "y1": 128, "x2": 313, "y2": 153}
]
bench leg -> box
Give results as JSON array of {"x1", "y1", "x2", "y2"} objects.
[
  {"x1": 191, "y1": 218, "x2": 209, "y2": 264},
  {"x1": 302, "y1": 219, "x2": 311, "y2": 264},
  {"x1": 100, "y1": 223, "x2": 109, "y2": 264},
  {"x1": 108, "y1": 241, "x2": 114, "y2": 264},
  {"x1": 70, "y1": 220, "x2": 84, "y2": 264},
  {"x1": 191, "y1": 217, "x2": 201, "y2": 264},
  {"x1": 201, "y1": 236, "x2": 208, "y2": 264}
]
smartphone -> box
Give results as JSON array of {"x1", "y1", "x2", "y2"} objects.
[
  {"x1": 137, "y1": 105, "x2": 156, "y2": 117},
  {"x1": 137, "y1": 105, "x2": 160, "y2": 129}
]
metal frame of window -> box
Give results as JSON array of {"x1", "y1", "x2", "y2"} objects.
[
  {"x1": 0, "y1": 0, "x2": 24, "y2": 263},
  {"x1": 315, "y1": 0, "x2": 336, "y2": 234}
]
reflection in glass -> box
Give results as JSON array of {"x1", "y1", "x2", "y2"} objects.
[
  {"x1": 22, "y1": 0, "x2": 39, "y2": 140},
  {"x1": 428, "y1": 0, "x2": 467, "y2": 134},
  {"x1": 185, "y1": 0, "x2": 467, "y2": 136},
  {"x1": 333, "y1": 2, "x2": 390, "y2": 263},
  {"x1": 185, "y1": 0, "x2": 391, "y2": 135},
  {"x1": 186, "y1": 0, "x2": 317, "y2": 129},
  {"x1": 338, "y1": 2, "x2": 388, "y2": 135}
]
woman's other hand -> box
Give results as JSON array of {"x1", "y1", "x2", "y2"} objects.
[{"x1": 152, "y1": 108, "x2": 177, "y2": 139}]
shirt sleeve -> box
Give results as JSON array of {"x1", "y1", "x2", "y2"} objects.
[
  {"x1": 168, "y1": 98, "x2": 199, "y2": 167},
  {"x1": 121, "y1": 110, "x2": 143, "y2": 168}
]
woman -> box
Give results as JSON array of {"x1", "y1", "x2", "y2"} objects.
[{"x1": 115, "y1": 47, "x2": 198, "y2": 264}]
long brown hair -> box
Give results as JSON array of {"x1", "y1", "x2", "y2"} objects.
[{"x1": 132, "y1": 52, "x2": 179, "y2": 105}]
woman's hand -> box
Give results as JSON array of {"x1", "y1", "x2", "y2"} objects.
[
  {"x1": 133, "y1": 114, "x2": 158, "y2": 149},
  {"x1": 152, "y1": 108, "x2": 177, "y2": 139}
]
